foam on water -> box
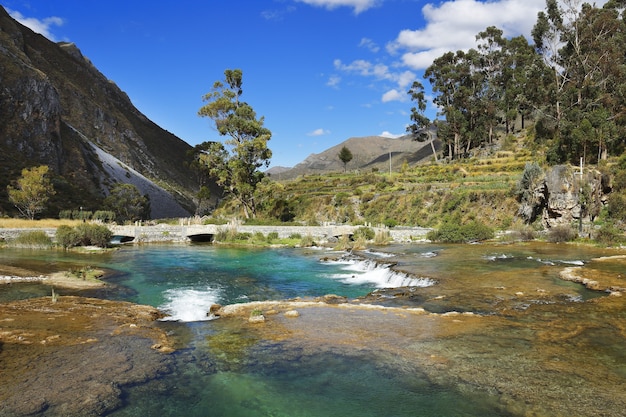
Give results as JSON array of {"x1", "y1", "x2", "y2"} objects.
[
  {"x1": 325, "y1": 258, "x2": 434, "y2": 288},
  {"x1": 159, "y1": 287, "x2": 221, "y2": 322}
]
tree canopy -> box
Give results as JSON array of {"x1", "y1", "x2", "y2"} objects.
[
  {"x1": 418, "y1": 0, "x2": 626, "y2": 164},
  {"x1": 104, "y1": 183, "x2": 151, "y2": 223},
  {"x1": 338, "y1": 146, "x2": 353, "y2": 171},
  {"x1": 7, "y1": 165, "x2": 55, "y2": 220},
  {"x1": 197, "y1": 69, "x2": 272, "y2": 218}
]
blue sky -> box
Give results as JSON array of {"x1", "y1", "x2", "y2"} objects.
[{"x1": 3, "y1": 0, "x2": 561, "y2": 168}]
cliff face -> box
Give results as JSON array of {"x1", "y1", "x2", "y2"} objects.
[{"x1": 0, "y1": 6, "x2": 198, "y2": 218}]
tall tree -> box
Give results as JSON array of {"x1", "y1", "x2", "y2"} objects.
[
  {"x1": 7, "y1": 165, "x2": 55, "y2": 220},
  {"x1": 104, "y1": 183, "x2": 151, "y2": 223},
  {"x1": 406, "y1": 81, "x2": 437, "y2": 161},
  {"x1": 338, "y1": 146, "x2": 353, "y2": 171},
  {"x1": 531, "y1": 0, "x2": 626, "y2": 162},
  {"x1": 198, "y1": 69, "x2": 272, "y2": 218}
]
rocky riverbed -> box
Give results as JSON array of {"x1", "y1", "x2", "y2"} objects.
[{"x1": 0, "y1": 293, "x2": 175, "y2": 416}]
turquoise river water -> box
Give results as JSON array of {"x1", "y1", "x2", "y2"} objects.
[{"x1": 0, "y1": 242, "x2": 624, "y2": 416}]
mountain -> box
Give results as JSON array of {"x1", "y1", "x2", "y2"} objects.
[
  {"x1": 270, "y1": 134, "x2": 440, "y2": 180},
  {"x1": 0, "y1": 6, "x2": 199, "y2": 218}
]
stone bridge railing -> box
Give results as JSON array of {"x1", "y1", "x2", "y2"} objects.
[
  {"x1": 109, "y1": 224, "x2": 431, "y2": 243},
  {"x1": 0, "y1": 224, "x2": 430, "y2": 244}
]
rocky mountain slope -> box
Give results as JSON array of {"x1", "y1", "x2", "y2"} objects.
[
  {"x1": 269, "y1": 134, "x2": 440, "y2": 179},
  {"x1": 0, "y1": 6, "x2": 198, "y2": 218}
]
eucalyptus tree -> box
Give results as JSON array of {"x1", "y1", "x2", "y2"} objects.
[
  {"x1": 197, "y1": 69, "x2": 272, "y2": 218},
  {"x1": 475, "y1": 26, "x2": 506, "y2": 143},
  {"x1": 501, "y1": 35, "x2": 541, "y2": 132},
  {"x1": 406, "y1": 80, "x2": 437, "y2": 161},
  {"x1": 532, "y1": 0, "x2": 626, "y2": 163},
  {"x1": 425, "y1": 48, "x2": 491, "y2": 159},
  {"x1": 425, "y1": 50, "x2": 471, "y2": 159}
]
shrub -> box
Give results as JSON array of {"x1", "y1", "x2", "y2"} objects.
[
  {"x1": 383, "y1": 218, "x2": 398, "y2": 228},
  {"x1": 267, "y1": 232, "x2": 279, "y2": 242},
  {"x1": 607, "y1": 192, "x2": 626, "y2": 222},
  {"x1": 427, "y1": 219, "x2": 494, "y2": 243},
  {"x1": 594, "y1": 224, "x2": 625, "y2": 246},
  {"x1": 299, "y1": 234, "x2": 316, "y2": 247},
  {"x1": 56, "y1": 225, "x2": 81, "y2": 248},
  {"x1": 515, "y1": 225, "x2": 536, "y2": 241},
  {"x1": 353, "y1": 227, "x2": 375, "y2": 241},
  {"x1": 55, "y1": 224, "x2": 112, "y2": 248},
  {"x1": 546, "y1": 225, "x2": 576, "y2": 243},
  {"x1": 93, "y1": 210, "x2": 116, "y2": 222},
  {"x1": 374, "y1": 229, "x2": 391, "y2": 245}
]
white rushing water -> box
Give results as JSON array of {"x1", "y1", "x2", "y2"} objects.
[
  {"x1": 159, "y1": 287, "x2": 221, "y2": 322},
  {"x1": 325, "y1": 257, "x2": 435, "y2": 288}
]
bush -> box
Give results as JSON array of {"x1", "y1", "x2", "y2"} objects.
[
  {"x1": 266, "y1": 232, "x2": 279, "y2": 242},
  {"x1": 546, "y1": 225, "x2": 576, "y2": 243},
  {"x1": 56, "y1": 225, "x2": 81, "y2": 249},
  {"x1": 427, "y1": 219, "x2": 494, "y2": 243},
  {"x1": 55, "y1": 224, "x2": 112, "y2": 248},
  {"x1": 514, "y1": 225, "x2": 536, "y2": 241},
  {"x1": 594, "y1": 224, "x2": 625, "y2": 246},
  {"x1": 93, "y1": 210, "x2": 116, "y2": 222},
  {"x1": 353, "y1": 227, "x2": 375, "y2": 241},
  {"x1": 299, "y1": 234, "x2": 316, "y2": 247},
  {"x1": 383, "y1": 218, "x2": 398, "y2": 228}
]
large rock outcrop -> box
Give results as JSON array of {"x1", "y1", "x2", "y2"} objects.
[
  {"x1": 0, "y1": 6, "x2": 200, "y2": 218},
  {"x1": 540, "y1": 165, "x2": 609, "y2": 228}
]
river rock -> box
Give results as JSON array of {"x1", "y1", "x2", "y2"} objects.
[{"x1": 248, "y1": 314, "x2": 266, "y2": 323}]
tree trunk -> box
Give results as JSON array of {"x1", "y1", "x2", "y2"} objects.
[{"x1": 430, "y1": 136, "x2": 438, "y2": 163}]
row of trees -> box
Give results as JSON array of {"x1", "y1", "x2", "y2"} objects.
[
  {"x1": 408, "y1": 0, "x2": 626, "y2": 164},
  {"x1": 6, "y1": 165, "x2": 150, "y2": 222}
]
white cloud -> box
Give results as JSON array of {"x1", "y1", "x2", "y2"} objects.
[
  {"x1": 261, "y1": 6, "x2": 296, "y2": 21},
  {"x1": 7, "y1": 8, "x2": 64, "y2": 41},
  {"x1": 333, "y1": 59, "x2": 416, "y2": 96},
  {"x1": 381, "y1": 89, "x2": 404, "y2": 103},
  {"x1": 359, "y1": 37, "x2": 380, "y2": 53},
  {"x1": 387, "y1": 0, "x2": 551, "y2": 70},
  {"x1": 380, "y1": 131, "x2": 404, "y2": 138},
  {"x1": 308, "y1": 128, "x2": 331, "y2": 136},
  {"x1": 326, "y1": 75, "x2": 341, "y2": 88},
  {"x1": 295, "y1": 0, "x2": 381, "y2": 14}
]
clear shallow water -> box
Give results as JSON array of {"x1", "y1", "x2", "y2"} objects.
[{"x1": 1, "y1": 242, "x2": 624, "y2": 416}]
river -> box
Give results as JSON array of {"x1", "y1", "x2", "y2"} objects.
[{"x1": 0, "y1": 242, "x2": 624, "y2": 416}]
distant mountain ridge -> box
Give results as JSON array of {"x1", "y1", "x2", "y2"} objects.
[
  {"x1": 0, "y1": 6, "x2": 198, "y2": 218},
  {"x1": 268, "y1": 134, "x2": 440, "y2": 179}
]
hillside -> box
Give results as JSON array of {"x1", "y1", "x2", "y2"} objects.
[
  {"x1": 0, "y1": 6, "x2": 200, "y2": 218},
  {"x1": 270, "y1": 134, "x2": 440, "y2": 179}
]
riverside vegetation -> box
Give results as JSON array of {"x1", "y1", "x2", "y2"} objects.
[
  {"x1": 3, "y1": 132, "x2": 626, "y2": 249},
  {"x1": 210, "y1": 132, "x2": 626, "y2": 247}
]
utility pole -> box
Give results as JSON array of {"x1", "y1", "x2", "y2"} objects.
[{"x1": 578, "y1": 157, "x2": 583, "y2": 234}]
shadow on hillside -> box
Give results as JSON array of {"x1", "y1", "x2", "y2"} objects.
[{"x1": 363, "y1": 139, "x2": 442, "y2": 168}]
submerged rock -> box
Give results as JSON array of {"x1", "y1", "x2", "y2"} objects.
[{"x1": 0, "y1": 296, "x2": 175, "y2": 417}]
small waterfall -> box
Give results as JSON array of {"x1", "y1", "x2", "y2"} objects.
[
  {"x1": 323, "y1": 254, "x2": 435, "y2": 288},
  {"x1": 159, "y1": 287, "x2": 221, "y2": 322}
]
